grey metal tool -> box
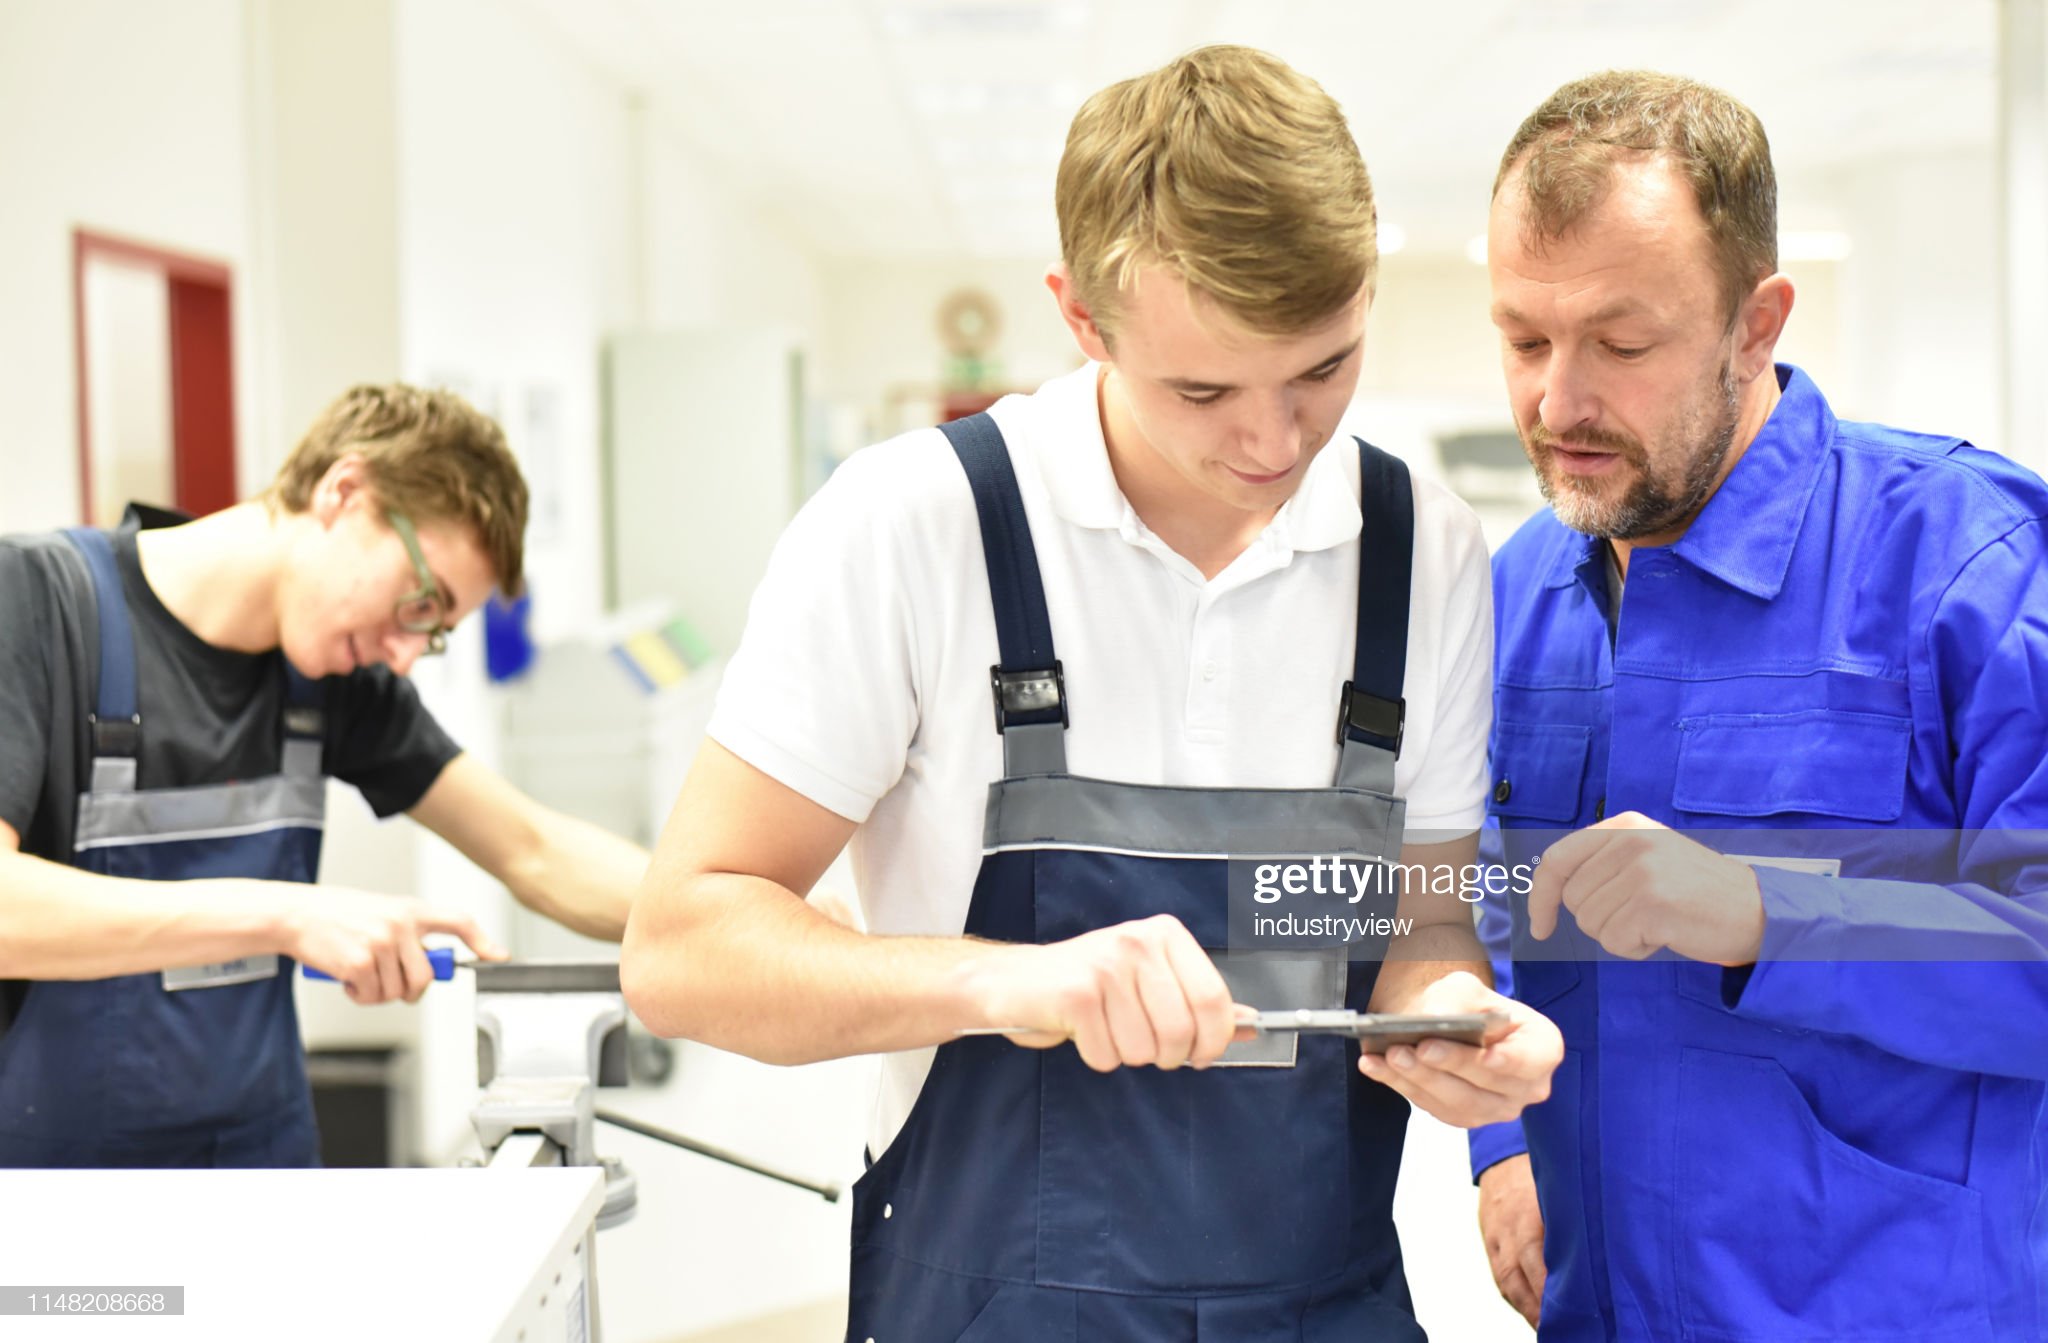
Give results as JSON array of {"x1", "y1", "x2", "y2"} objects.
[
  {"x1": 961, "y1": 1009, "x2": 1509, "y2": 1044},
  {"x1": 593, "y1": 1108, "x2": 840, "y2": 1202},
  {"x1": 1245, "y1": 1009, "x2": 1509, "y2": 1048}
]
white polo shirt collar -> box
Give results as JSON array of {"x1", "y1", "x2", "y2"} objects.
[{"x1": 1029, "y1": 362, "x2": 1364, "y2": 566}]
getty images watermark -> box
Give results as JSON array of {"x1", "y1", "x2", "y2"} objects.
[
  {"x1": 1225, "y1": 827, "x2": 2048, "y2": 962},
  {"x1": 1227, "y1": 852, "x2": 1537, "y2": 954}
]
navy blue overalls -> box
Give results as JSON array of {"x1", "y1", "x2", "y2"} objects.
[
  {"x1": 0, "y1": 527, "x2": 326, "y2": 1167},
  {"x1": 845, "y1": 415, "x2": 1426, "y2": 1342}
]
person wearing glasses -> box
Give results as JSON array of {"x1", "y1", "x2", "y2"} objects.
[{"x1": 0, "y1": 384, "x2": 648, "y2": 1168}]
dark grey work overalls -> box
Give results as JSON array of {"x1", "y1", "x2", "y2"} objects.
[
  {"x1": 844, "y1": 413, "x2": 1427, "y2": 1341},
  {"x1": 0, "y1": 527, "x2": 326, "y2": 1167}
]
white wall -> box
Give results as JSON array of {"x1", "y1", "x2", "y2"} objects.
[
  {"x1": 0, "y1": 0, "x2": 257, "y2": 533},
  {"x1": 1830, "y1": 146, "x2": 2003, "y2": 450},
  {"x1": 394, "y1": 0, "x2": 633, "y2": 644},
  {"x1": 815, "y1": 254, "x2": 1083, "y2": 440},
  {"x1": 250, "y1": 0, "x2": 404, "y2": 459},
  {"x1": 1359, "y1": 256, "x2": 1501, "y2": 402},
  {"x1": 644, "y1": 119, "x2": 824, "y2": 339}
]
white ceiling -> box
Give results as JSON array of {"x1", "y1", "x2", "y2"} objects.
[{"x1": 518, "y1": 0, "x2": 1998, "y2": 260}]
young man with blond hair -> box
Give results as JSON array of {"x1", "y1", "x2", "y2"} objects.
[
  {"x1": 1471, "y1": 71, "x2": 2048, "y2": 1339},
  {"x1": 0, "y1": 384, "x2": 648, "y2": 1168},
  {"x1": 624, "y1": 46, "x2": 1561, "y2": 1341}
]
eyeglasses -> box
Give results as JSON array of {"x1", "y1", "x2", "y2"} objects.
[{"x1": 386, "y1": 509, "x2": 453, "y2": 656}]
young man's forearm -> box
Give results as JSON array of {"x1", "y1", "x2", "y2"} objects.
[
  {"x1": 1368, "y1": 833, "x2": 1495, "y2": 1011},
  {"x1": 1368, "y1": 920, "x2": 1494, "y2": 1011},
  {"x1": 622, "y1": 873, "x2": 1019, "y2": 1065},
  {"x1": 0, "y1": 850, "x2": 288, "y2": 980},
  {"x1": 407, "y1": 756, "x2": 644, "y2": 943},
  {"x1": 499, "y1": 809, "x2": 645, "y2": 942}
]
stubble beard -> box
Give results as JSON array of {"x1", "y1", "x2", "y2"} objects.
[{"x1": 1530, "y1": 359, "x2": 1742, "y2": 541}]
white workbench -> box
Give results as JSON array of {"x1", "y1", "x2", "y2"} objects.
[{"x1": 0, "y1": 1166, "x2": 604, "y2": 1342}]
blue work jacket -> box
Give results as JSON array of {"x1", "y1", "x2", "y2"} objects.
[{"x1": 1471, "y1": 365, "x2": 2048, "y2": 1341}]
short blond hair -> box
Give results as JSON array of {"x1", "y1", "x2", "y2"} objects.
[
  {"x1": 1056, "y1": 45, "x2": 1376, "y2": 339},
  {"x1": 1495, "y1": 70, "x2": 1777, "y2": 322},
  {"x1": 270, "y1": 384, "x2": 528, "y2": 596}
]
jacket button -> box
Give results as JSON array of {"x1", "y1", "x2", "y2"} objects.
[
  {"x1": 1493, "y1": 779, "x2": 1512, "y2": 804},
  {"x1": 1595, "y1": 797, "x2": 1607, "y2": 821}
]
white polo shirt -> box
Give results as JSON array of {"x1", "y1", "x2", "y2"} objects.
[{"x1": 707, "y1": 361, "x2": 1493, "y2": 1154}]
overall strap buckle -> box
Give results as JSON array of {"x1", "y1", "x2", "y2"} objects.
[
  {"x1": 991, "y1": 663, "x2": 1067, "y2": 733},
  {"x1": 1336, "y1": 681, "x2": 1405, "y2": 756},
  {"x1": 90, "y1": 713, "x2": 141, "y2": 758}
]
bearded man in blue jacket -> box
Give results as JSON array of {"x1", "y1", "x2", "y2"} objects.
[{"x1": 1459, "y1": 70, "x2": 2048, "y2": 1341}]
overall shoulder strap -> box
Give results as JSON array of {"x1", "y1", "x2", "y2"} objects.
[
  {"x1": 938, "y1": 412, "x2": 1067, "y2": 778},
  {"x1": 60, "y1": 528, "x2": 141, "y2": 794},
  {"x1": 1336, "y1": 440, "x2": 1414, "y2": 793}
]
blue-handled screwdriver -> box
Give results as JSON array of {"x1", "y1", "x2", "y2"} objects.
[{"x1": 302, "y1": 946, "x2": 459, "y2": 983}]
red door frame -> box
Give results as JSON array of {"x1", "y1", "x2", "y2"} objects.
[{"x1": 72, "y1": 229, "x2": 238, "y2": 525}]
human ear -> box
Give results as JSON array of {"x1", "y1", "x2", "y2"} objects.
[
  {"x1": 310, "y1": 453, "x2": 371, "y2": 528},
  {"x1": 1045, "y1": 263, "x2": 1113, "y2": 363},
  {"x1": 1732, "y1": 273, "x2": 1794, "y2": 382}
]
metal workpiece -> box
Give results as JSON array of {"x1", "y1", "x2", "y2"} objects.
[
  {"x1": 472, "y1": 959, "x2": 625, "y2": 995},
  {"x1": 484, "y1": 1130, "x2": 562, "y2": 1169},
  {"x1": 1245, "y1": 1008, "x2": 1509, "y2": 1043},
  {"x1": 1249, "y1": 1008, "x2": 1378, "y2": 1035}
]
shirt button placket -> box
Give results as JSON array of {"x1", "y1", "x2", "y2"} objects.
[{"x1": 1186, "y1": 596, "x2": 1228, "y2": 733}]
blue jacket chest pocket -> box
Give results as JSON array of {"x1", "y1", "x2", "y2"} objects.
[
  {"x1": 1669, "y1": 706, "x2": 1911, "y2": 1015},
  {"x1": 1488, "y1": 721, "x2": 1593, "y2": 1007},
  {"x1": 1488, "y1": 721, "x2": 1592, "y2": 826},
  {"x1": 1672, "y1": 708, "x2": 1910, "y2": 823}
]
